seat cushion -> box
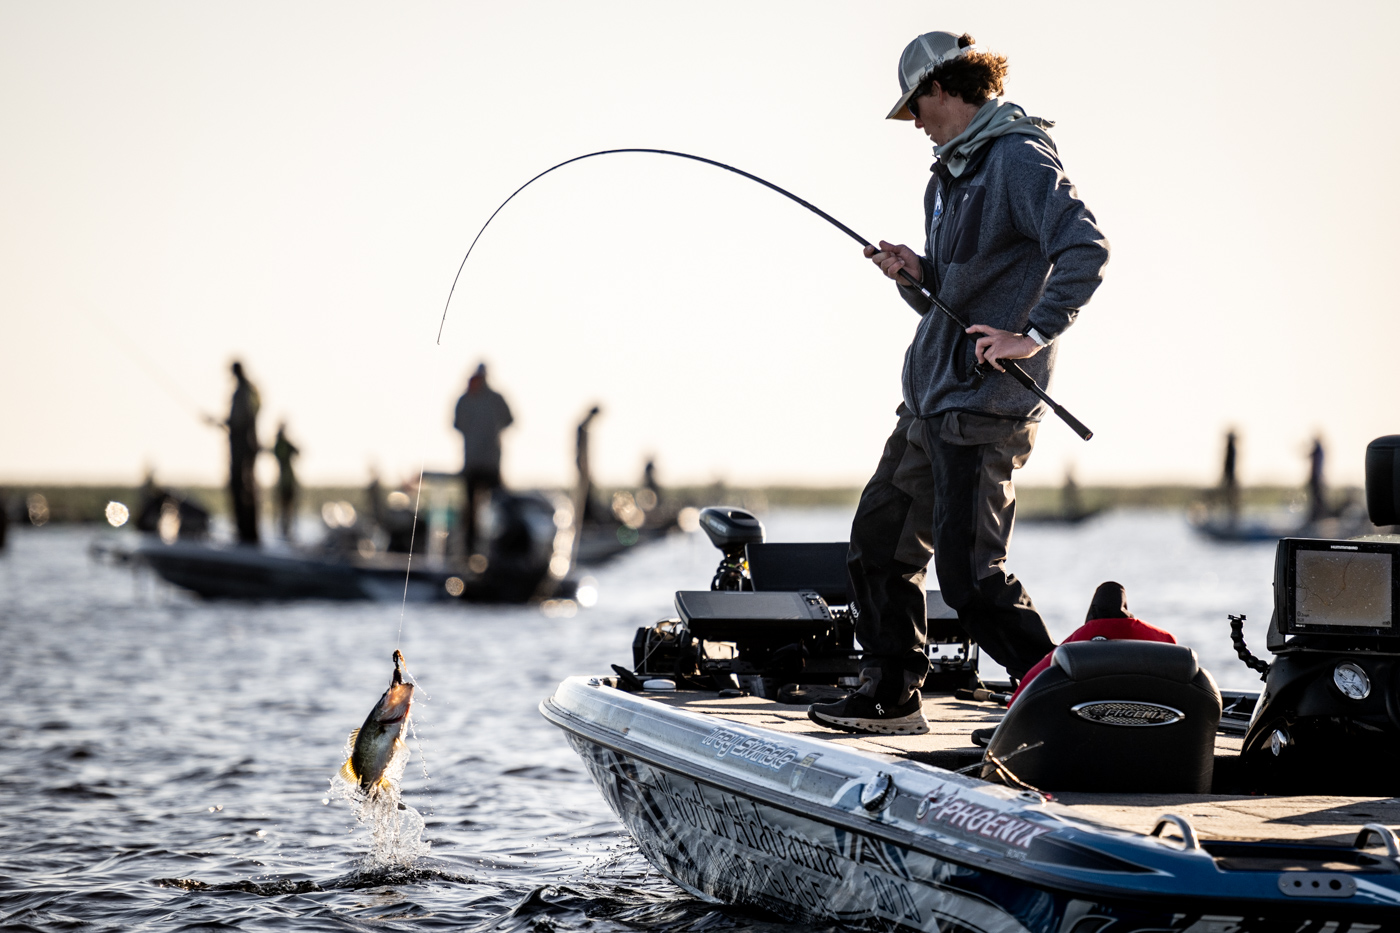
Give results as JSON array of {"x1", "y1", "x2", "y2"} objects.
[{"x1": 1053, "y1": 639, "x2": 1199, "y2": 683}]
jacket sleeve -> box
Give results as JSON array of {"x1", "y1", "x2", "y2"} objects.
[
  {"x1": 896, "y1": 173, "x2": 941, "y2": 316},
  {"x1": 897, "y1": 255, "x2": 935, "y2": 316},
  {"x1": 1005, "y1": 139, "x2": 1109, "y2": 341}
]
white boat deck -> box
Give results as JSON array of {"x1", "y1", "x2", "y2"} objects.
[{"x1": 649, "y1": 689, "x2": 1400, "y2": 846}]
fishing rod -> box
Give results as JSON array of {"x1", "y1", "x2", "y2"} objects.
[
  {"x1": 439, "y1": 148, "x2": 1092, "y2": 441},
  {"x1": 77, "y1": 304, "x2": 228, "y2": 433}
]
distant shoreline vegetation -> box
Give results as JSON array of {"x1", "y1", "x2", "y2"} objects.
[{"x1": 0, "y1": 483, "x2": 1346, "y2": 525}]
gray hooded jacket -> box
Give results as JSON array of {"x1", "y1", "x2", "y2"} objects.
[{"x1": 897, "y1": 101, "x2": 1109, "y2": 422}]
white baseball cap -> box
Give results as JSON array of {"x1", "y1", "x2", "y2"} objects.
[{"x1": 887, "y1": 31, "x2": 978, "y2": 121}]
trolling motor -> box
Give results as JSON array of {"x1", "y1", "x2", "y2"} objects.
[
  {"x1": 699, "y1": 507, "x2": 765, "y2": 590},
  {"x1": 630, "y1": 506, "x2": 977, "y2": 698},
  {"x1": 1234, "y1": 435, "x2": 1400, "y2": 794}
]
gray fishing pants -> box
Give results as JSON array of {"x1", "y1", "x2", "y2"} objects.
[{"x1": 847, "y1": 406, "x2": 1054, "y2": 699}]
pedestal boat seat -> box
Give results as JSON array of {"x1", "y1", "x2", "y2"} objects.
[{"x1": 983, "y1": 640, "x2": 1222, "y2": 793}]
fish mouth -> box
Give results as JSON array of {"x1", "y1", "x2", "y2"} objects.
[{"x1": 377, "y1": 683, "x2": 414, "y2": 723}]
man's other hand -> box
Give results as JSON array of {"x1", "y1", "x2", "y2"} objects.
[
  {"x1": 967, "y1": 324, "x2": 1043, "y2": 373},
  {"x1": 863, "y1": 240, "x2": 922, "y2": 283}
]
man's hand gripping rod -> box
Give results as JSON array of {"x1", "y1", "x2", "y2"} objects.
[{"x1": 886, "y1": 264, "x2": 1093, "y2": 441}]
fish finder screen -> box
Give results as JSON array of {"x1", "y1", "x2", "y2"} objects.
[{"x1": 1295, "y1": 549, "x2": 1392, "y2": 629}]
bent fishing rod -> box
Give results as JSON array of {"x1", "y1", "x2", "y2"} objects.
[{"x1": 440, "y1": 148, "x2": 1092, "y2": 441}]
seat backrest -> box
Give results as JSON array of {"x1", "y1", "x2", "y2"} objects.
[
  {"x1": 983, "y1": 641, "x2": 1222, "y2": 793},
  {"x1": 1053, "y1": 639, "x2": 1198, "y2": 682}
]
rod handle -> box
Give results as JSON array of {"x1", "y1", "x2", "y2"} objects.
[
  {"x1": 1052, "y1": 403, "x2": 1094, "y2": 442},
  {"x1": 1003, "y1": 361, "x2": 1093, "y2": 441}
]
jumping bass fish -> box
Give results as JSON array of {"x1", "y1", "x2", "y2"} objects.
[{"x1": 339, "y1": 650, "x2": 414, "y2": 795}]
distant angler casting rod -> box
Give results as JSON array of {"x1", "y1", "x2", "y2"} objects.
[{"x1": 439, "y1": 148, "x2": 1092, "y2": 441}]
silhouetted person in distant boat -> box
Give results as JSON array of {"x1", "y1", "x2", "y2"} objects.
[
  {"x1": 1308, "y1": 436, "x2": 1328, "y2": 523},
  {"x1": 1062, "y1": 467, "x2": 1082, "y2": 519},
  {"x1": 574, "y1": 405, "x2": 603, "y2": 525},
  {"x1": 1221, "y1": 429, "x2": 1240, "y2": 525},
  {"x1": 227, "y1": 361, "x2": 261, "y2": 545},
  {"x1": 366, "y1": 471, "x2": 386, "y2": 531},
  {"x1": 453, "y1": 363, "x2": 513, "y2": 557},
  {"x1": 273, "y1": 423, "x2": 300, "y2": 541}
]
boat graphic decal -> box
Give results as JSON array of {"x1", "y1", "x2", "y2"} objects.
[
  {"x1": 700, "y1": 726, "x2": 799, "y2": 770},
  {"x1": 915, "y1": 785, "x2": 1050, "y2": 850},
  {"x1": 1071, "y1": 700, "x2": 1184, "y2": 727},
  {"x1": 648, "y1": 771, "x2": 845, "y2": 879}
]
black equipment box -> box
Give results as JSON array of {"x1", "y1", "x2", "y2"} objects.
[
  {"x1": 746, "y1": 542, "x2": 850, "y2": 604},
  {"x1": 675, "y1": 590, "x2": 832, "y2": 643}
]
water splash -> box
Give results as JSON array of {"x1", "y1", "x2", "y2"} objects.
[{"x1": 330, "y1": 729, "x2": 430, "y2": 869}]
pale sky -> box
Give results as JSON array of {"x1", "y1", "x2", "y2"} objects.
[{"x1": 4, "y1": 1, "x2": 1398, "y2": 490}]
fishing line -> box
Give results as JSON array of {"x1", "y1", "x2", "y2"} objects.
[
  {"x1": 437, "y1": 148, "x2": 1092, "y2": 440},
  {"x1": 396, "y1": 461, "x2": 427, "y2": 648}
]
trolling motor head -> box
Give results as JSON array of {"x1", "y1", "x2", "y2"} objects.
[{"x1": 698, "y1": 507, "x2": 764, "y2": 591}]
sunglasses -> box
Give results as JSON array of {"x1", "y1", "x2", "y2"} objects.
[{"x1": 907, "y1": 79, "x2": 937, "y2": 119}]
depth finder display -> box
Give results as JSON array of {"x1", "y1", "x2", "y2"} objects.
[{"x1": 1295, "y1": 549, "x2": 1393, "y2": 629}]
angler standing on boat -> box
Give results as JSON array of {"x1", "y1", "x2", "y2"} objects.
[
  {"x1": 227, "y1": 361, "x2": 262, "y2": 546},
  {"x1": 1306, "y1": 435, "x2": 1327, "y2": 523},
  {"x1": 272, "y1": 422, "x2": 300, "y2": 541},
  {"x1": 811, "y1": 31, "x2": 1109, "y2": 735},
  {"x1": 453, "y1": 363, "x2": 513, "y2": 558},
  {"x1": 1221, "y1": 428, "x2": 1240, "y2": 525}
]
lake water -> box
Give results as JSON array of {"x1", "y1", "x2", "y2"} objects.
[{"x1": 0, "y1": 509, "x2": 1280, "y2": 931}]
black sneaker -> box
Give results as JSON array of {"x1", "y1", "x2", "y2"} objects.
[{"x1": 808, "y1": 691, "x2": 930, "y2": 736}]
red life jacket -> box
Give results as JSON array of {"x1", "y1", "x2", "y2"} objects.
[{"x1": 1008, "y1": 617, "x2": 1177, "y2": 705}]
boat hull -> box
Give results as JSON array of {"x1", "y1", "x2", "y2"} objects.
[
  {"x1": 136, "y1": 541, "x2": 456, "y2": 602},
  {"x1": 542, "y1": 677, "x2": 1400, "y2": 931}
]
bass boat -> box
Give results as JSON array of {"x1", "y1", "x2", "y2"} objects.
[{"x1": 541, "y1": 436, "x2": 1400, "y2": 930}]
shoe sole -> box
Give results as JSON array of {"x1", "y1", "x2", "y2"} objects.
[{"x1": 807, "y1": 708, "x2": 930, "y2": 736}]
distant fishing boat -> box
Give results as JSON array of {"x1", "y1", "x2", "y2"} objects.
[
  {"x1": 1188, "y1": 507, "x2": 1377, "y2": 544},
  {"x1": 1018, "y1": 472, "x2": 1103, "y2": 525},
  {"x1": 134, "y1": 489, "x2": 572, "y2": 603},
  {"x1": 1016, "y1": 505, "x2": 1104, "y2": 526}
]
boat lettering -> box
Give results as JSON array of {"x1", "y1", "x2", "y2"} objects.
[
  {"x1": 704, "y1": 844, "x2": 832, "y2": 911},
  {"x1": 700, "y1": 727, "x2": 799, "y2": 770},
  {"x1": 652, "y1": 774, "x2": 842, "y2": 879},
  {"x1": 915, "y1": 788, "x2": 1050, "y2": 849},
  {"x1": 864, "y1": 870, "x2": 922, "y2": 924}
]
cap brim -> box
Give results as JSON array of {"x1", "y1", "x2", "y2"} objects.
[{"x1": 886, "y1": 88, "x2": 917, "y2": 121}]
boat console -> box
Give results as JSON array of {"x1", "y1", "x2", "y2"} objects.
[{"x1": 1233, "y1": 435, "x2": 1400, "y2": 793}]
